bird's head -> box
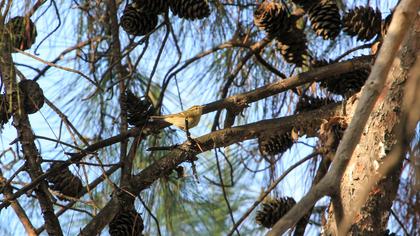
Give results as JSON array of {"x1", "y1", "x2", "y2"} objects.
[{"x1": 187, "y1": 105, "x2": 204, "y2": 115}]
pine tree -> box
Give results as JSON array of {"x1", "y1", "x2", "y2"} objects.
[{"x1": 0, "y1": 1, "x2": 418, "y2": 236}]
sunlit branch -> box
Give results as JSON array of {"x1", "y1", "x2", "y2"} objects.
[{"x1": 268, "y1": 0, "x2": 419, "y2": 234}]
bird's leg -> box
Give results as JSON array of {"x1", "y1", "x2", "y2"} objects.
[
  {"x1": 184, "y1": 118, "x2": 203, "y2": 152},
  {"x1": 189, "y1": 155, "x2": 199, "y2": 183},
  {"x1": 341, "y1": 94, "x2": 348, "y2": 116},
  {"x1": 184, "y1": 117, "x2": 192, "y2": 140},
  {"x1": 183, "y1": 119, "x2": 200, "y2": 182}
]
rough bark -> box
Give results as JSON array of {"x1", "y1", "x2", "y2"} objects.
[
  {"x1": 0, "y1": 26, "x2": 63, "y2": 235},
  {"x1": 268, "y1": 0, "x2": 419, "y2": 234},
  {"x1": 323, "y1": 11, "x2": 420, "y2": 236},
  {"x1": 0, "y1": 171, "x2": 37, "y2": 235}
]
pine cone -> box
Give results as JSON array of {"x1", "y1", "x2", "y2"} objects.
[
  {"x1": 0, "y1": 94, "x2": 11, "y2": 128},
  {"x1": 170, "y1": 0, "x2": 210, "y2": 20},
  {"x1": 276, "y1": 27, "x2": 308, "y2": 67},
  {"x1": 295, "y1": 94, "x2": 336, "y2": 113},
  {"x1": 46, "y1": 163, "x2": 84, "y2": 200},
  {"x1": 133, "y1": 0, "x2": 169, "y2": 14},
  {"x1": 5, "y1": 16, "x2": 37, "y2": 50},
  {"x1": 126, "y1": 90, "x2": 155, "y2": 127},
  {"x1": 109, "y1": 209, "x2": 144, "y2": 236},
  {"x1": 253, "y1": 1, "x2": 291, "y2": 38},
  {"x1": 253, "y1": 1, "x2": 308, "y2": 67},
  {"x1": 259, "y1": 132, "x2": 294, "y2": 156},
  {"x1": 308, "y1": 0, "x2": 341, "y2": 40},
  {"x1": 256, "y1": 197, "x2": 296, "y2": 228},
  {"x1": 120, "y1": 4, "x2": 158, "y2": 36},
  {"x1": 322, "y1": 67, "x2": 370, "y2": 96},
  {"x1": 312, "y1": 57, "x2": 371, "y2": 96},
  {"x1": 18, "y1": 80, "x2": 44, "y2": 114},
  {"x1": 343, "y1": 6, "x2": 382, "y2": 41}
]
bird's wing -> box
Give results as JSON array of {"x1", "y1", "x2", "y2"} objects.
[
  {"x1": 149, "y1": 114, "x2": 178, "y2": 121},
  {"x1": 149, "y1": 116, "x2": 164, "y2": 119}
]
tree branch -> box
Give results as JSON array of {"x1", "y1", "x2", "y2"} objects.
[
  {"x1": 0, "y1": 56, "x2": 371, "y2": 211},
  {"x1": 79, "y1": 103, "x2": 343, "y2": 235},
  {"x1": 267, "y1": 0, "x2": 420, "y2": 234},
  {"x1": 36, "y1": 164, "x2": 121, "y2": 234},
  {"x1": 0, "y1": 171, "x2": 37, "y2": 236},
  {"x1": 107, "y1": 0, "x2": 131, "y2": 188},
  {"x1": 203, "y1": 56, "x2": 371, "y2": 113},
  {"x1": 0, "y1": 25, "x2": 63, "y2": 236}
]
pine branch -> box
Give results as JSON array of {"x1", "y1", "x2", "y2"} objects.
[
  {"x1": 0, "y1": 23, "x2": 63, "y2": 236},
  {"x1": 0, "y1": 56, "x2": 371, "y2": 211},
  {"x1": 79, "y1": 103, "x2": 343, "y2": 235},
  {"x1": 107, "y1": 0, "x2": 131, "y2": 187},
  {"x1": 0, "y1": 170, "x2": 37, "y2": 235}
]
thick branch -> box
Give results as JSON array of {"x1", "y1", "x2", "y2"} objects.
[
  {"x1": 0, "y1": 26, "x2": 63, "y2": 235},
  {"x1": 331, "y1": 11, "x2": 420, "y2": 235},
  {"x1": 0, "y1": 56, "x2": 371, "y2": 210},
  {"x1": 0, "y1": 171, "x2": 37, "y2": 235},
  {"x1": 79, "y1": 103, "x2": 342, "y2": 235},
  {"x1": 268, "y1": 0, "x2": 420, "y2": 234},
  {"x1": 203, "y1": 56, "x2": 371, "y2": 113}
]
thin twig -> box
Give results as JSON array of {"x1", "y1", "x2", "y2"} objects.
[
  {"x1": 34, "y1": 135, "x2": 82, "y2": 150},
  {"x1": 227, "y1": 152, "x2": 319, "y2": 236},
  {"x1": 15, "y1": 49, "x2": 99, "y2": 88},
  {"x1": 138, "y1": 196, "x2": 162, "y2": 236},
  {"x1": 146, "y1": 12, "x2": 170, "y2": 95},
  {"x1": 42, "y1": 159, "x2": 119, "y2": 167},
  {"x1": 215, "y1": 149, "x2": 239, "y2": 236},
  {"x1": 33, "y1": 36, "x2": 102, "y2": 81},
  {"x1": 45, "y1": 98, "x2": 89, "y2": 146},
  {"x1": 254, "y1": 53, "x2": 286, "y2": 79},
  {"x1": 333, "y1": 43, "x2": 374, "y2": 62},
  {"x1": 390, "y1": 209, "x2": 410, "y2": 236},
  {"x1": 52, "y1": 201, "x2": 94, "y2": 218}
]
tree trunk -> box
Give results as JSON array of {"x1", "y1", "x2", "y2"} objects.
[{"x1": 323, "y1": 15, "x2": 419, "y2": 236}]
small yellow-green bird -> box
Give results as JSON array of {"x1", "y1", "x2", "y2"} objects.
[{"x1": 150, "y1": 105, "x2": 204, "y2": 130}]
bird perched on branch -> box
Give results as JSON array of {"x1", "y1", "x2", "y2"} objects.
[{"x1": 150, "y1": 105, "x2": 204, "y2": 130}]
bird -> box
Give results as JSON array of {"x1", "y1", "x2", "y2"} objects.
[{"x1": 149, "y1": 105, "x2": 204, "y2": 130}]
